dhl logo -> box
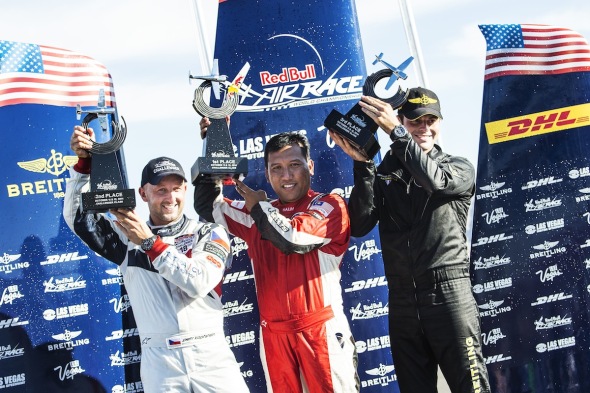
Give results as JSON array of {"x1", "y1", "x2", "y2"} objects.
[{"x1": 485, "y1": 103, "x2": 590, "y2": 144}]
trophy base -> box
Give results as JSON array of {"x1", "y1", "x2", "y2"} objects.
[
  {"x1": 81, "y1": 189, "x2": 136, "y2": 213},
  {"x1": 324, "y1": 109, "x2": 380, "y2": 158},
  {"x1": 191, "y1": 156, "x2": 249, "y2": 183}
]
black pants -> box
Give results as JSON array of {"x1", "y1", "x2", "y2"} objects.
[{"x1": 388, "y1": 270, "x2": 491, "y2": 393}]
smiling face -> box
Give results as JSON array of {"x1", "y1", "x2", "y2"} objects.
[
  {"x1": 265, "y1": 143, "x2": 314, "y2": 204},
  {"x1": 401, "y1": 114, "x2": 440, "y2": 153},
  {"x1": 139, "y1": 175, "x2": 186, "y2": 226}
]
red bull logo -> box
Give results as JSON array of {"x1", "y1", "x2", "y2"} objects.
[{"x1": 260, "y1": 64, "x2": 317, "y2": 86}]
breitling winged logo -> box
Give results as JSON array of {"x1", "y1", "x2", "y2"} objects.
[
  {"x1": 366, "y1": 363, "x2": 395, "y2": 377},
  {"x1": 533, "y1": 241, "x2": 559, "y2": 251},
  {"x1": 1, "y1": 253, "x2": 21, "y2": 264},
  {"x1": 52, "y1": 329, "x2": 82, "y2": 342},
  {"x1": 480, "y1": 182, "x2": 505, "y2": 192},
  {"x1": 479, "y1": 300, "x2": 504, "y2": 310},
  {"x1": 407, "y1": 94, "x2": 438, "y2": 105},
  {"x1": 17, "y1": 149, "x2": 78, "y2": 176}
]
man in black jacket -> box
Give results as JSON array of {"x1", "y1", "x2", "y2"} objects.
[{"x1": 330, "y1": 87, "x2": 490, "y2": 393}]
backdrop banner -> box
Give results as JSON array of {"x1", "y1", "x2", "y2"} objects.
[
  {"x1": 209, "y1": 0, "x2": 397, "y2": 391},
  {"x1": 471, "y1": 24, "x2": 590, "y2": 392},
  {"x1": 0, "y1": 40, "x2": 140, "y2": 392}
]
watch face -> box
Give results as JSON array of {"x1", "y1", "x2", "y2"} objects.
[
  {"x1": 394, "y1": 126, "x2": 407, "y2": 138},
  {"x1": 141, "y1": 236, "x2": 155, "y2": 251}
]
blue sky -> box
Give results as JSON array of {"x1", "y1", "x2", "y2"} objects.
[{"x1": 3, "y1": 0, "x2": 590, "y2": 220}]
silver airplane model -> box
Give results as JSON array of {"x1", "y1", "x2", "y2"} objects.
[
  {"x1": 189, "y1": 59, "x2": 227, "y2": 100},
  {"x1": 76, "y1": 89, "x2": 116, "y2": 131},
  {"x1": 372, "y1": 53, "x2": 414, "y2": 90}
]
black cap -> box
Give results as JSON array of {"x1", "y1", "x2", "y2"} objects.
[
  {"x1": 141, "y1": 157, "x2": 186, "y2": 187},
  {"x1": 398, "y1": 87, "x2": 443, "y2": 120}
]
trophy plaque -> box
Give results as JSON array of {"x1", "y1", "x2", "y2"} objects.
[
  {"x1": 76, "y1": 90, "x2": 136, "y2": 213},
  {"x1": 324, "y1": 55, "x2": 413, "y2": 158},
  {"x1": 190, "y1": 61, "x2": 250, "y2": 183}
]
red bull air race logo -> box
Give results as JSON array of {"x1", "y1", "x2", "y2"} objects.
[{"x1": 236, "y1": 34, "x2": 363, "y2": 113}]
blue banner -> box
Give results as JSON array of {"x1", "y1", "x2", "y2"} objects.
[
  {"x1": 209, "y1": 0, "x2": 397, "y2": 391},
  {"x1": 0, "y1": 40, "x2": 139, "y2": 392},
  {"x1": 471, "y1": 24, "x2": 590, "y2": 392}
]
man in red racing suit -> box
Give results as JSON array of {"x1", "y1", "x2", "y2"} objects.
[{"x1": 194, "y1": 129, "x2": 359, "y2": 393}]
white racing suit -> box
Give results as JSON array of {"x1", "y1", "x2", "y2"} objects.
[{"x1": 63, "y1": 163, "x2": 249, "y2": 393}]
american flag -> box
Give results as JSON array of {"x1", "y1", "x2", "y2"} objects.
[
  {"x1": 479, "y1": 24, "x2": 590, "y2": 80},
  {"x1": 0, "y1": 40, "x2": 115, "y2": 107}
]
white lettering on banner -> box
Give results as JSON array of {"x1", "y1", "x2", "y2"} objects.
[
  {"x1": 43, "y1": 276, "x2": 87, "y2": 292},
  {"x1": 0, "y1": 373, "x2": 26, "y2": 388},
  {"x1": 535, "y1": 264, "x2": 563, "y2": 282},
  {"x1": 478, "y1": 300, "x2": 511, "y2": 318},
  {"x1": 473, "y1": 277, "x2": 513, "y2": 294},
  {"x1": 348, "y1": 239, "x2": 382, "y2": 262},
  {"x1": 0, "y1": 252, "x2": 29, "y2": 275},
  {"x1": 0, "y1": 344, "x2": 25, "y2": 360},
  {"x1": 55, "y1": 360, "x2": 85, "y2": 381},
  {"x1": 476, "y1": 182, "x2": 512, "y2": 200},
  {"x1": 482, "y1": 328, "x2": 506, "y2": 345},
  {"x1": 530, "y1": 241, "x2": 566, "y2": 259},
  {"x1": 344, "y1": 276, "x2": 387, "y2": 293},
  {"x1": 524, "y1": 197, "x2": 562, "y2": 212},
  {"x1": 569, "y1": 166, "x2": 590, "y2": 179},
  {"x1": 521, "y1": 176, "x2": 562, "y2": 190},
  {"x1": 361, "y1": 364, "x2": 396, "y2": 388},
  {"x1": 105, "y1": 328, "x2": 139, "y2": 341},
  {"x1": 485, "y1": 353, "x2": 512, "y2": 364},
  {"x1": 534, "y1": 315, "x2": 572, "y2": 330},
  {"x1": 531, "y1": 292, "x2": 572, "y2": 306},
  {"x1": 43, "y1": 303, "x2": 89, "y2": 321},
  {"x1": 0, "y1": 285, "x2": 24, "y2": 306},
  {"x1": 481, "y1": 207, "x2": 509, "y2": 225},
  {"x1": 223, "y1": 299, "x2": 255, "y2": 317},
  {"x1": 111, "y1": 382, "x2": 144, "y2": 393},
  {"x1": 349, "y1": 302, "x2": 388, "y2": 320},
  {"x1": 472, "y1": 233, "x2": 513, "y2": 247},
  {"x1": 0, "y1": 317, "x2": 29, "y2": 328},
  {"x1": 110, "y1": 350, "x2": 141, "y2": 366},
  {"x1": 226, "y1": 330, "x2": 256, "y2": 348},
  {"x1": 536, "y1": 337, "x2": 576, "y2": 353},
  {"x1": 231, "y1": 238, "x2": 249, "y2": 257},
  {"x1": 223, "y1": 270, "x2": 254, "y2": 284},
  {"x1": 524, "y1": 218, "x2": 565, "y2": 234},
  {"x1": 40, "y1": 252, "x2": 87, "y2": 265},
  {"x1": 110, "y1": 295, "x2": 132, "y2": 313},
  {"x1": 355, "y1": 335, "x2": 390, "y2": 354},
  {"x1": 473, "y1": 255, "x2": 511, "y2": 270}
]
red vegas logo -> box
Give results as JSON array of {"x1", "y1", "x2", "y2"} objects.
[{"x1": 260, "y1": 64, "x2": 317, "y2": 86}]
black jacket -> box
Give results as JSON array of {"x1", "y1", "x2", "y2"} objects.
[{"x1": 348, "y1": 134, "x2": 475, "y2": 286}]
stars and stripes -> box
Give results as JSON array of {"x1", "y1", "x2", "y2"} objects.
[
  {"x1": 0, "y1": 40, "x2": 115, "y2": 107},
  {"x1": 479, "y1": 24, "x2": 590, "y2": 80}
]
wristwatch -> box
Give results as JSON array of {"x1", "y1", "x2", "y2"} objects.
[
  {"x1": 140, "y1": 235, "x2": 158, "y2": 251},
  {"x1": 392, "y1": 124, "x2": 408, "y2": 139}
]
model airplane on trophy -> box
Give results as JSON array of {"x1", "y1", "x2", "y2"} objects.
[
  {"x1": 76, "y1": 89, "x2": 115, "y2": 132},
  {"x1": 372, "y1": 53, "x2": 414, "y2": 90},
  {"x1": 190, "y1": 60, "x2": 251, "y2": 182},
  {"x1": 324, "y1": 52, "x2": 414, "y2": 158}
]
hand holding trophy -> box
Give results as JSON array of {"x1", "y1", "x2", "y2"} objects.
[
  {"x1": 190, "y1": 59, "x2": 251, "y2": 184},
  {"x1": 324, "y1": 53, "x2": 414, "y2": 158},
  {"x1": 76, "y1": 89, "x2": 135, "y2": 212}
]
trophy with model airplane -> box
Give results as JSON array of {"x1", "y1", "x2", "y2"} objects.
[
  {"x1": 324, "y1": 53, "x2": 413, "y2": 158},
  {"x1": 190, "y1": 59, "x2": 251, "y2": 183},
  {"x1": 76, "y1": 89, "x2": 135, "y2": 213}
]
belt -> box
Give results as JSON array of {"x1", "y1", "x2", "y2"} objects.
[
  {"x1": 261, "y1": 305, "x2": 334, "y2": 334},
  {"x1": 141, "y1": 330, "x2": 219, "y2": 349}
]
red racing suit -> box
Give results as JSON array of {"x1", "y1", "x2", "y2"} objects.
[{"x1": 194, "y1": 183, "x2": 359, "y2": 393}]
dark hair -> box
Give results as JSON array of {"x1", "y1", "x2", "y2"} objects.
[{"x1": 264, "y1": 132, "x2": 310, "y2": 168}]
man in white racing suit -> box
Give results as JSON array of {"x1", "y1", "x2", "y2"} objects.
[{"x1": 63, "y1": 125, "x2": 249, "y2": 393}]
